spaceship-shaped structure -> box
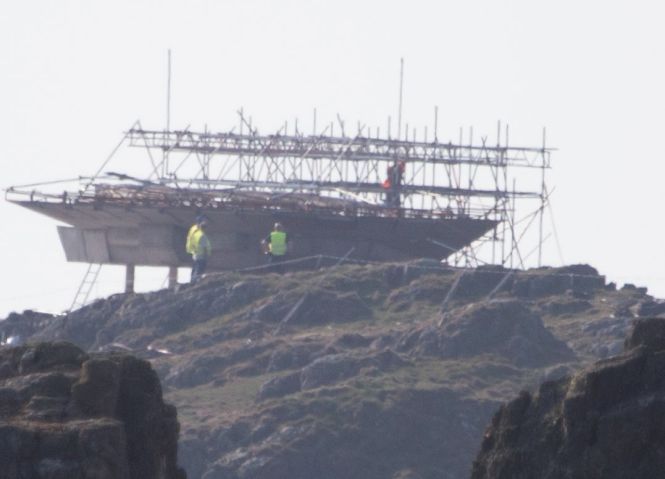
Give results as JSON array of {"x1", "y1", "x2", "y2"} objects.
[{"x1": 7, "y1": 121, "x2": 551, "y2": 293}]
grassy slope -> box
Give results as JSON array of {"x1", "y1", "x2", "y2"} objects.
[{"x1": 126, "y1": 262, "x2": 646, "y2": 478}]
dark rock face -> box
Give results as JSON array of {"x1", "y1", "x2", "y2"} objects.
[
  {"x1": 0, "y1": 342, "x2": 186, "y2": 479},
  {"x1": 472, "y1": 317, "x2": 665, "y2": 479},
  {"x1": 636, "y1": 299, "x2": 665, "y2": 317}
]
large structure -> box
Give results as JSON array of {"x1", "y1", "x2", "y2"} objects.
[{"x1": 6, "y1": 117, "x2": 551, "y2": 301}]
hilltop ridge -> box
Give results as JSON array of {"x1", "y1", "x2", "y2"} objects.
[{"x1": 1, "y1": 261, "x2": 658, "y2": 479}]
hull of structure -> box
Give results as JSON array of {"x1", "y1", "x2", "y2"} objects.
[{"x1": 13, "y1": 200, "x2": 497, "y2": 270}]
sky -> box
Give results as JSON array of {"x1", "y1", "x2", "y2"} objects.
[{"x1": 2, "y1": 0, "x2": 665, "y2": 317}]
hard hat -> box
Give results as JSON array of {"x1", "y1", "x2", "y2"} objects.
[{"x1": 274, "y1": 222, "x2": 283, "y2": 230}]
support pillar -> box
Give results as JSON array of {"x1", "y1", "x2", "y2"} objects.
[
  {"x1": 168, "y1": 266, "x2": 178, "y2": 290},
  {"x1": 125, "y1": 264, "x2": 135, "y2": 293}
]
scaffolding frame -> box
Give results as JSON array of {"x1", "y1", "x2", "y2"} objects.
[
  {"x1": 122, "y1": 118, "x2": 551, "y2": 268},
  {"x1": 5, "y1": 118, "x2": 553, "y2": 270}
]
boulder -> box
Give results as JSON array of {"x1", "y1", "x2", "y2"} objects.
[
  {"x1": 637, "y1": 299, "x2": 665, "y2": 317},
  {"x1": 0, "y1": 342, "x2": 186, "y2": 479},
  {"x1": 265, "y1": 343, "x2": 322, "y2": 373},
  {"x1": 511, "y1": 264, "x2": 604, "y2": 298},
  {"x1": 300, "y1": 349, "x2": 408, "y2": 390},
  {"x1": 257, "y1": 372, "x2": 302, "y2": 400},
  {"x1": 300, "y1": 353, "x2": 365, "y2": 390},
  {"x1": 541, "y1": 299, "x2": 592, "y2": 316},
  {"x1": 400, "y1": 300, "x2": 574, "y2": 367}
]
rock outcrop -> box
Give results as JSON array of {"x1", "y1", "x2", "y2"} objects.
[
  {"x1": 472, "y1": 317, "x2": 665, "y2": 479},
  {"x1": 397, "y1": 300, "x2": 574, "y2": 367},
  {"x1": 0, "y1": 262, "x2": 652, "y2": 479},
  {"x1": 0, "y1": 341, "x2": 186, "y2": 479}
]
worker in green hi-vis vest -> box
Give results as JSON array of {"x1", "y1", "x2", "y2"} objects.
[{"x1": 261, "y1": 222, "x2": 289, "y2": 273}]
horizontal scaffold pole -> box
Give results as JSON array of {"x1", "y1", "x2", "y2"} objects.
[{"x1": 127, "y1": 128, "x2": 552, "y2": 170}]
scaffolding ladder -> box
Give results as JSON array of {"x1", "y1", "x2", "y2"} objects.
[{"x1": 69, "y1": 263, "x2": 102, "y2": 312}]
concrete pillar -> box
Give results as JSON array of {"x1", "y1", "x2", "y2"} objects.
[
  {"x1": 168, "y1": 266, "x2": 178, "y2": 290},
  {"x1": 125, "y1": 264, "x2": 135, "y2": 293}
]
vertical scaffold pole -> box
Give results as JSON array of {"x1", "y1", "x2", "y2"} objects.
[
  {"x1": 397, "y1": 58, "x2": 404, "y2": 140},
  {"x1": 538, "y1": 127, "x2": 547, "y2": 267},
  {"x1": 164, "y1": 49, "x2": 172, "y2": 179},
  {"x1": 168, "y1": 266, "x2": 178, "y2": 290},
  {"x1": 125, "y1": 265, "x2": 135, "y2": 294}
]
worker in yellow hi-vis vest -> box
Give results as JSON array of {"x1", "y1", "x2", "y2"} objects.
[
  {"x1": 261, "y1": 222, "x2": 288, "y2": 273},
  {"x1": 186, "y1": 215, "x2": 212, "y2": 283}
]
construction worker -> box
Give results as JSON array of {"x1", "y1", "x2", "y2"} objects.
[
  {"x1": 261, "y1": 222, "x2": 288, "y2": 272},
  {"x1": 186, "y1": 215, "x2": 212, "y2": 283},
  {"x1": 382, "y1": 160, "x2": 405, "y2": 208}
]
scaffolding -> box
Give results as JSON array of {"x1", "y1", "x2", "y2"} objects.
[{"x1": 121, "y1": 119, "x2": 552, "y2": 268}]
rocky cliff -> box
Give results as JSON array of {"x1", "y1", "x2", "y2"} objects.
[
  {"x1": 0, "y1": 341, "x2": 186, "y2": 479},
  {"x1": 1, "y1": 261, "x2": 659, "y2": 478},
  {"x1": 471, "y1": 316, "x2": 665, "y2": 479}
]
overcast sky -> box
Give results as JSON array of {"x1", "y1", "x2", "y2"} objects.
[{"x1": 2, "y1": 0, "x2": 665, "y2": 317}]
